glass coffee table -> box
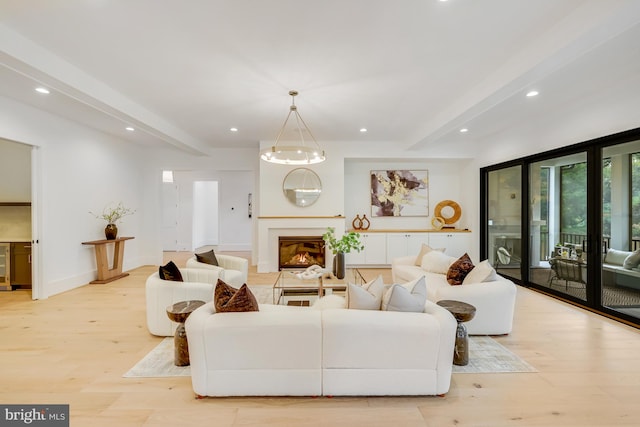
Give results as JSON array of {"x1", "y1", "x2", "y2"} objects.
[{"x1": 273, "y1": 268, "x2": 365, "y2": 306}]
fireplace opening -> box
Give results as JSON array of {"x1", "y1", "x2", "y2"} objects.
[{"x1": 278, "y1": 236, "x2": 325, "y2": 270}]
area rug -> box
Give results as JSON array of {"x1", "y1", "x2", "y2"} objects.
[{"x1": 124, "y1": 335, "x2": 536, "y2": 378}]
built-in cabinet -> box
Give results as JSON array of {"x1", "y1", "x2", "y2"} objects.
[
  {"x1": 0, "y1": 243, "x2": 9, "y2": 290},
  {"x1": 10, "y1": 242, "x2": 32, "y2": 288},
  {"x1": 347, "y1": 233, "x2": 387, "y2": 265},
  {"x1": 347, "y1": 230, "x2": 472, "y2": 267}
]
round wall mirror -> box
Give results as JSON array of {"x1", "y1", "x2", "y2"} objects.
[{"x1": 282, "y1": 168, "x2": 322, "y2": 207}]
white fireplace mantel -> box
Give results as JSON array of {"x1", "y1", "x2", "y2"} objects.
[{"x1": 257, "y1": 216, "x2": 346, "y2": 273}]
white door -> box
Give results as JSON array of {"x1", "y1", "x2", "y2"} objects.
[{"x1": 162, "y1": 183, "x2": 179, "y2": 251}]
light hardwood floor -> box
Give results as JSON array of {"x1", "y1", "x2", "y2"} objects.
[{"x1": 1, "y1": 251, "x2": 639, "y2": 426}]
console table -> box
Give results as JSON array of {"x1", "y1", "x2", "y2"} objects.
[{"x1": 82, "y1": 236, "x2": 134, "y2": 284}]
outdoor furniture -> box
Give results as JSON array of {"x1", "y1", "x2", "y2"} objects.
[{"x1": 548, "y1": 257, "x2": 586, "y2": 290}]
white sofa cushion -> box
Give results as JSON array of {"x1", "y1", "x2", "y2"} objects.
[
  {"x1": 381, "y1": 276, "x2": 427, "y2": 312},
  {"x1": 604, "y1": 248, "x2": 632, "y2": 265},
  {"x1": 462, "y1": 260, "x2": 498, "y2": 285},
  {"x1": 347, "y1": 275, "x2": 384, "y2": 310},
  {"x1": 421, "y1": 250, "x2": 457, "y2": 274},
  {"x1": 414, "y1": 243, "x2": 446, "y2": 266},
  {"x1": 623, "y1": 249, "x2": 640, "y2": 269}
]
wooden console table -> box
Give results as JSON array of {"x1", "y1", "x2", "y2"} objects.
[{"x1": 82, "y1": 236, "x2": 134, "y2": 284}]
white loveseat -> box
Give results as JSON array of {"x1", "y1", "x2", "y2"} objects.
[
  {"x1": 392, "y1": 255, "x2": 516, "y2": 335},
  {"x1": 186, "y1": 254, "x2": 248, "y2": 287},
  {"x1": 145, "y1": 268, "x2": 220, "y2": 336},
  {"x1": 185, "y1": 301, "x2": 457, "y2": 397}
]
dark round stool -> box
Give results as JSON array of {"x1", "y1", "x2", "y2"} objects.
[
  {"x1": 166, "y1": 300, "x2": 205, "y2": 366},
  {"x1": 436, "y1": 300, "x2": 476, "y2": 366}
]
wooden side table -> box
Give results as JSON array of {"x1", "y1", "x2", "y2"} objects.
[
  {"x1": 166, "y1": 300, "x2": 205, "y2": 366},
  {"x1": 82, "y1": 236, "x2": 134, "y2": 284},
  {"x1": 437, "y1": 300, "x2": 476, "y2": 366}
]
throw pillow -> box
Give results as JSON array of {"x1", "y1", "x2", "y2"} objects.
[
  {"x1": 381, "y1": 276, "x2": 427, "y2": 312},
  {"x1": 623, "y1": 249, "x2": 640, "y2": 269},
  {"x1": 414, "y1": 243, "x2": 446, "y2": 266},
  {"x1": 421, "y1": 250, "x2": 457, "y2": 274},
  {"x1": 158, "y1": 261, "x2": 183, "y2": 282},
  {"x1": 447, "y1": 253, "x2": 475, "y2": 286},
  {"x1": 347, "y1": 275, "x2": 385, "y2": 310},
  {"x1": 196, "y1": 249, "x2": 219, "y2": 266},
  {"x1": 311, "y1": 294, "x2": 347, "y2": 310},
  {"x1": 462, "y1": 259, "x2": 498, "y2": 284},
  {"x1": 214, "y1": 280, "x2": 259, "y2": 312}
]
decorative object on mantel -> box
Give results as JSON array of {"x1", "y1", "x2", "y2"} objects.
[
  {"x1": 260, "y1": 90, "x2": 326, "y2": 165},
  {"x1": 90, "y1": 202, "x2": 135, "y2": 240},
  {"x1": 431, "y1": 216, "x2": 445, "y2": 230},
  {"x1": 351, "y1": 214, "x2": 371, "y2": 230},
  {"x1": 434, "y1": 200, "x2": 461, "y2": 229},
  {"x1": 322, "y1": 227, "x2": 364, "y2": 279},
  {"x1": 370, "y1": 170, "x2": 429, "y2": 217}
]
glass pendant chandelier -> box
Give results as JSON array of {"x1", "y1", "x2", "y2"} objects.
[{"x1": 260, "y1": 90, "x2": 326, "y2": 165}]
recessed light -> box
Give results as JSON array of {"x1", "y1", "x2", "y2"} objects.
[
  {"x1": 230, "y1": 127, "x2": 238, "y2": 132},
  {"x1": 35, "y1": 87, "x2": 50, "y2": 94},
  {"x1": 360, "y1": 128, "x2": 367, "y2": 133},
  {"x1": 526, "y1": 90, "x2": 539, "y2": 97},
  {"x1": 125, "y1": 126, "x2": 135, "y2": 131},
  {"x1": 460, "y1": 128, "x2": 468, "y2": 133}
]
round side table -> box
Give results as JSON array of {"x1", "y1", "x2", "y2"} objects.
[
  {"x1": 166, "y1": 300, "x2": 205, "y2": 366},
  {"x1": 436, "y1": 300, "x2": 476, "y2": 366}
]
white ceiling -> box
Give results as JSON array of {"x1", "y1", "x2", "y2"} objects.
[{"x1": 1, "y1": 0, "x2": 639, "y2": 157}]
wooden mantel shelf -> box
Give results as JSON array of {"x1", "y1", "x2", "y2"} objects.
[
  {"x1": 259, "y1": 216, "x2": 345, "y2": 219},
  {"x1": 82, "y1": 236, "x2": 134, "y2": 284},
  {"x1": 347, "y1": 229, "x2": 471, "y2": 233}
]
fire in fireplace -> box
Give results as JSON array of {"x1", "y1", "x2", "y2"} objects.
[{"x1": 278, "y1": 236, "x2": 326, "y2": 270}]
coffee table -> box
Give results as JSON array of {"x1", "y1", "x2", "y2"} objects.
[
  {"x1": 166, "y1": 300, "x2": 205, "y2": 366},
  {"x1": 273, "y1": 268, "x2": 365, "y2": 305},
  {"x1": 436, "y1": 300, "x2": 476, "y2": 366}
]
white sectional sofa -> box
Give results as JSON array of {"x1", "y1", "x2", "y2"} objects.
[
  {"x1": 392, "y1": 254, "x2": 517, "y2": 335},
  {"x1": 186, "y1": 254, "x2": 248, "y2": 287},
  {"x1": 145, "y1": 268, "x2": 219, "y2": 336},
  {"x1": 185, "y1": 301, "x2": 457, "y2": 397}
]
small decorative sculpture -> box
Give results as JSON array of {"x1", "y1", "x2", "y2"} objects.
[{"x1": 352, "y1": 214, "x2": 363, "y2": 230}]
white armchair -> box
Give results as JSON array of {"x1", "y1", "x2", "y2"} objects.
[
  {"x1": 186, "y1": 254, "x2": 248, "y2": 287},
  {"x1": 145, "y1": 267, "x2": 220, "y2": 336}
]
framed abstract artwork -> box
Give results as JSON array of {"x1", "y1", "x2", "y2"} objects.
[{"x1": 370, "y1": 170, "x2": 429, "y2": 217}]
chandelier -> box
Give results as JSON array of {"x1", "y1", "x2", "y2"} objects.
[{"x1": 260, "y1": 90, "x2": 326, "y2": 165}]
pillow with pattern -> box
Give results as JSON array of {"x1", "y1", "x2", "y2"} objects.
[
  {"x1": 158, "y1": 261, "x2": 183, "y2": 282},
  {"x1": 214, "y1": 280, "x2": 259, "y2": 312},
  {"x1": 446, "y1": 253, "x2": 475, "y2": 286}
]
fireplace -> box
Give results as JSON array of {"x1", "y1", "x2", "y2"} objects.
[{"x1": 278, "y1": 236, "x2": 326, "y2": 270}]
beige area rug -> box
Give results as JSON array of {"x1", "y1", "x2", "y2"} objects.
[{"x1": 124, "y1": 335, "x2": 536, "y2": 378}]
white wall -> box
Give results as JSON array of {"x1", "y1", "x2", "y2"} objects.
[
  {"x1": 170, "y1": 169, "x2": 254, "y2": 252},
  {"x1": 0, "y1": 138, "x2": 31, "y2": 201},
  {"x1": 192, "y1": 180, "x2": 219, "y2": 249},
  {"x1": 0, "y1": 96, "x2": 155, "y2": 298}
]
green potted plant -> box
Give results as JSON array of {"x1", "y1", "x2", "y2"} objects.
[
  {"x1": 90, "y1": 202, "x2": 135, "y2": 240},
  {"x1": 322, "y1": 227, "x2": 364, "y2": 279}
]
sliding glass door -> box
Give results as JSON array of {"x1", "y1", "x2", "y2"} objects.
[
  {"x1": 481, "y1": 127, "x2": 640, "y2": 327},
  {"x1": 601, "y1": 142, "x2": 640, "y2": 319},
  {"x1": 487, "y1": 166, "x2": 522, "y2": 280},
  {"x1": 528, "y1": 153, "x2": 587, "y2": 302}
]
